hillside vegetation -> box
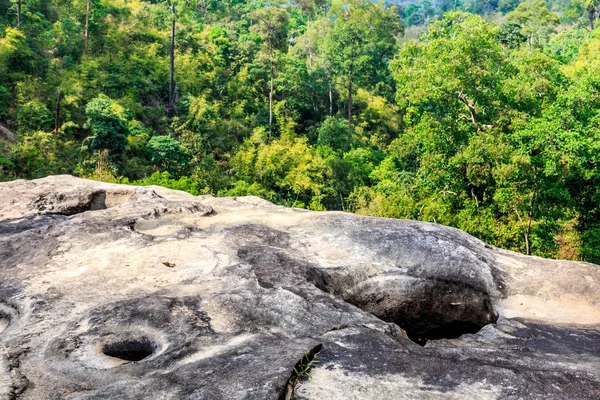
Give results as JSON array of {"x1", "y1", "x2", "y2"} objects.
[
  {"x1": 389, "y1": 0, "x2": 593, "y2": 27},
  {"x1": 1, "y1": 0, "x2": 599, "y2": 262}
]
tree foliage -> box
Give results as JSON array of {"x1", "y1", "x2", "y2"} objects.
[
  {"x1": 84, "y1": 94, "x2": 129, "y2": 156},
  {"x1": 1, "y1": 0, "x2": 599, "y2": 262}
]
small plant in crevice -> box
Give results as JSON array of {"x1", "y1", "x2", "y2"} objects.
[
  {"x1": 292, "y1": 353, "x2": 321, "y2": 381},
  {"x1": 283, "y1": 344, "x2": 323, "y2": 400}
]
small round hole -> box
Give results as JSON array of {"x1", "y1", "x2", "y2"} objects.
[{"x1": 101, "y1": 337, "x2": 156, "y2": 362}]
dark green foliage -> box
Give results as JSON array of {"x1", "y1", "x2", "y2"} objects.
[
  {"x1": 84, "y1": 94, "x2": 129, "y2": 155},
  {"x1": 317, "y1": 117, "x2": 352, "y2": 152},
  {"x1": 146, "y1": 135, "x2": 191, "y2": 178},
  {"x1": 499, "y1": 22, "x2": 527, "y2": 48},
  {"x1": 499, "y1": 0, "x2": 522, "y2": 12}
]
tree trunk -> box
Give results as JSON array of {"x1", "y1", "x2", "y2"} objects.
[
  {"x1": 458, "y1": 92, "x2": 477, "y2": 127},
  {"x1": 55, "y1": 88, "x2": 61, "y2": 136},
  {"x1": 84, "y1": 0, "x2": 90, "y2": 54},
  {"x1": 269, "y1": 62, "x2": 274, "y2": 139},
  {"x1": 268, "y1": 41, "x2": 274, "y2": 139},
  {"x1": 525, "y1": 192, "x2": 536, "y2": 256},
  {"x1": 589, "y1": 7, "x2": 596, "y2": 31},
  {"x1": 525, "y1": 213, "x2": 532, "y2": 256},
  {"x1": 168, "y1": 9, "x2": 176, "y2": 119},
  {"x1": 347, "y1": 74, "x2": 353, "y2": 127},
  {"x1": 308, "y1": 16, "x2": 313, "y2": 70},
  {"x1": 17, "y1": 0, "x2": 21, "y2": 30},
  {"x1": 329, "y1": 84, "x2": 333, "y2": 117}
]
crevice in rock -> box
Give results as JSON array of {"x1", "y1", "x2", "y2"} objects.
[
  {"x1": 101, "y1": 337, "x2": 156, "y2": 362},
  {"x1": 282, "y1": 344, "x2": 323, "y2": 400},
  {"x1": 143, "y1": 201, "x2": 213, "y2": 219}
]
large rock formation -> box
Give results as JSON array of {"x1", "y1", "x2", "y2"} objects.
[{"x1": 0, "y1": 176, "x2": 599, "y2": 399}]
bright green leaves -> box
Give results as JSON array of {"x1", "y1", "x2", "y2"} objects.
[
  {"x1": 383, "y1": 10, "x2": 598, "y2": 258},
  {"x1": 499, "y1": 22, "x2": 527, "y2": 48},
  {"x1": 393, "y1": 12, "x2": 504, "y2": 130},
  {"x1": 132, "y1": 171, "x2": 207, "y2": 195},
  {"x1": 326, "y1": 0, "x2": 403, "y2": 111},
  {"x1": 0, "y1": 27, "x2": 31, "y2": 78},
  {"x1": 16, "y1": 101, "x2": 53, "y2": 133},
  {"x1": 10, "y1": 131, "x2": 59, "y2": 178},
  {"x1": 228, "y1": 131, "x2": 326, "y2": 209},
  {"x1": 502, "y1": 50, "x2": 567, "y2": 114}
]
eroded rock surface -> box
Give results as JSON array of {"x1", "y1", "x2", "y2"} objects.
[{"x1": 0, "y1": 175, "x2": 598, "y2": 399}]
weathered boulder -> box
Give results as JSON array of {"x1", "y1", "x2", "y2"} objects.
[{"x1": 0, "y1": 175, "x2": 598, "y2": 399}]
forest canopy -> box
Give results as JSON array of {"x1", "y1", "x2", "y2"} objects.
[{"x1": 0, "y1": 0, "x2": 599, "y2": 262}]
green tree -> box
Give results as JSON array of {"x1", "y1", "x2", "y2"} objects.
[
  {"x1": 499, "y1": 0, "x2": 522, "y2": 12},
  {"x1": 389, "y1": 11, "x2": 573, "y2": 256},
  {"x1": 146, "y1": 135, "x2": 191, "y2": 178},
  {"x1": 291, "y1": 16, "x2": 336, "y2": 116},
  {"x1": 317, "y1": 116, "x2": 352, "y2": 151},
  {"x1": 499, "y1": 22, "x2": 527, "y2": 48},
  {"x1": 563, "y1": 0, "x2": 599, "y2": 29},
  {"x1": 251, "y1": 5, "x2": 289, "y2": 138},
  {"x1": 84, "y1": 94, "x2": 129, "y2": 156},
  {"x1": 507, "y1": 0, "x2": 560, "y2": 49},
  {"x1": 10, "y1": 131, "x2": 62, "y2": 178},
  {"x1": 0, "y1": 27, "x2": 32, "y2": 79},
  {"x1": 393, "y1": 12, "x2": 504, "y2": 131},
  {"x1": 327, "y1": 0, "x2": 402, "y2": 127}
]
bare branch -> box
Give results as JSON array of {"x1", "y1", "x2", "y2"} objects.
[{"x1": 458, "y1": 91, "x2": 477, "y2": 127}]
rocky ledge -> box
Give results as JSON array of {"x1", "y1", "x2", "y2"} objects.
[{"x1": 0, "y1": 176, "x2": 599, "y2": 400}]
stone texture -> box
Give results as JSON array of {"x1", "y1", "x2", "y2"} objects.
[{"x1": 0, "y1": 175, "x2": 598, "y2": 400}]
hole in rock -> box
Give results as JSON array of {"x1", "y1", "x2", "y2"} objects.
[
  {"x1": 341, "y1": 280, "x2": 498, "y2": 346},
  {"x1": 406, "y1": 320, "x2": 485, "y2": 346},
  {"x1": 101, "y1": 337, "x2": 156, "y2": 362},
  {"x1": 384, "y1": 291, "x2": 496, "y2": 346}
]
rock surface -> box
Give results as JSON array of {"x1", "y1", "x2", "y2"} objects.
[{"x1": 0, "y1": 175, "x2": 599, "y2": 400}]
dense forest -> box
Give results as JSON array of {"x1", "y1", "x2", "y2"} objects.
[
  {"x1": 391, "y1": 0, "x2": 592, "y2": 28},
  {"x1": 0, "y1": 0, "x2": 599, "y2": 262}
]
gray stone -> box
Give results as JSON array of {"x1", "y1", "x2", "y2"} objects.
[{"x1": 0, "y1": 175, "x2": 598, "y2": 399}]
